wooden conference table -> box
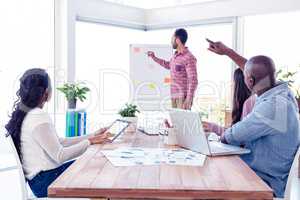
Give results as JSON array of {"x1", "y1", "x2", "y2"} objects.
[{"x1": 48, "y1": 131, "x2": 273, "y2": 200}]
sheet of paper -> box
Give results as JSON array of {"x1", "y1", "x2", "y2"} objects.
[{"x1": 101, "y1": 147, "x2": 206, "y2": 167}]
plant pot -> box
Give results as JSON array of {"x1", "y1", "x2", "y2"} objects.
[
  {"x1": 122, "y1": 117, "x2": 138, "y2": 133},
  {"x1": 68, "y1": 99, "x2": 77, "y2": 109}
]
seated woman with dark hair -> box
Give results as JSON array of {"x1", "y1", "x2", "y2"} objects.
[
  {"x1": 203, "y1": 68, "x2": 256, "y2": 135},
  {"x1": 5, "y1": 68, "x2": 111, "y2": 198}
]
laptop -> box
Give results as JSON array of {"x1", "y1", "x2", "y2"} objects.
[{"x1": 168, "y1": 109, "x2": 250, "y2": 156}]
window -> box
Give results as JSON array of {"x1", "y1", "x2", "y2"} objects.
[
  {"x1": 244, "y1": 11, "x2": 300, "y2": 93},
  {"x1": 0, "y1": 1, "x2": 55, "y2": 130},
  {"x1": 76, "y1": 22, "x2": 234, "y2": 128},
  {"x1": 0, "y1": 0, "x2": 54, "y2": 198},
  {"x1": 0, "y1": 0, "x2": 54, "y2": 144},
  {"x1": 76, "y1": 22, "x2": 145, "y2": 131}
]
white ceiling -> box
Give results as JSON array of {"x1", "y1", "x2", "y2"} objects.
[{"x1": 102, "y1": 0, "x2": 221, "y2": 9}]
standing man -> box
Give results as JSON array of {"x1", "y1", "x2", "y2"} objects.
[{"x1": 147, "y1": 28, "x2": 198, "y2": 110}]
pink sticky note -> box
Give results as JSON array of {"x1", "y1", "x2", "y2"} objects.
[
  {"x1": 133, "y1": 47, "x2": 141, "y2": 53},
  {"x1": 164, "y1": 77, "x2": 171, "y2": 84}
]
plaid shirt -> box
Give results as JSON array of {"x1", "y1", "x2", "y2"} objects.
[{"x1": 153, "y1": 47, "x2": 198, "y2": 100}]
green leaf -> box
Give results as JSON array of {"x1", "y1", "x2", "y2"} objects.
[
  {"x1": 57, "y1": 82, "x2": 90, "y2": 103},
  {"x1": 118, "y1": 103, "x2": 140, "y2": 117}
]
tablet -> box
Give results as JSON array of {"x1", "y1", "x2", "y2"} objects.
[{"x1": 106, "y1": 119, "x2": 130, "y2": 141}]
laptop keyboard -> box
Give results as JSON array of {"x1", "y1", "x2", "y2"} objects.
[{"x1": 209, "y1": 142, "x2": 236, "y2": 153}]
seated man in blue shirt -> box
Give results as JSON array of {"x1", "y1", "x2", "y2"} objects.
[{"x1": 207, "y1": 40, "x2": 300, "y2": 198}]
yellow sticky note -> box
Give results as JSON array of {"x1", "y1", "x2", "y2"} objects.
[{"x1": 148, "y1": 83, "x2": 156, "y2": 90}]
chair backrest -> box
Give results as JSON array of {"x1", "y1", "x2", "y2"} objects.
[
  {"x1": 7, "y1": 135, "x2": 28, "y2": 200},
  {"x1": 284, "y1": 145, "x2": 300, "y2": 200}
]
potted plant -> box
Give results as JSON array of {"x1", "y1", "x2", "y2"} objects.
[
  {"x1": 119, "y1": 103, "x2": 140, "y2": 122},
  {"x1": 57, "y1": 82, "x2": 90, "y2": 109},
  {"x1": 119, "y1": 103, "x2": 140, "y2": 132},
  {"x1": 276, "y1": 66, "x2": 300, "y2": 112}
]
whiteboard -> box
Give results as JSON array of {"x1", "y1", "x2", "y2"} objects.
[{"x1": 130, "y1": 44, "x2": 173, "y2": 111}]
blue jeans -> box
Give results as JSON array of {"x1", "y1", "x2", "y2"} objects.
[{"x1": 28, "y1": 160, "x2": 75, "y2": 197}]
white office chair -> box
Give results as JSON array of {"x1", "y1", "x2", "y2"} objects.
[
  {"x1": 274, "y1": 146, "x2": 300, "y2": 200},
  {"x1": 6, "y1": 135, "x2": 92, "y2": 200}
]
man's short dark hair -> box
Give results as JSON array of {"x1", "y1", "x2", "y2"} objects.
[{"x1": 174, "y1": 28, "x2": 188, "y2": 44}]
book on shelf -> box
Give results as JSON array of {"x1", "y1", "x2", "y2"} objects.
[{"x1": 66, "y1": 109, "x2": 87, "y2": 137}]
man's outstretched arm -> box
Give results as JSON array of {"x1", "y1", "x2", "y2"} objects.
[
  {"x1": 206, "y1": 39, "x2": 247, "y2": 70},
  {"x1": 147, "y1": 51, "x2": 170, "y2": 69}
]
